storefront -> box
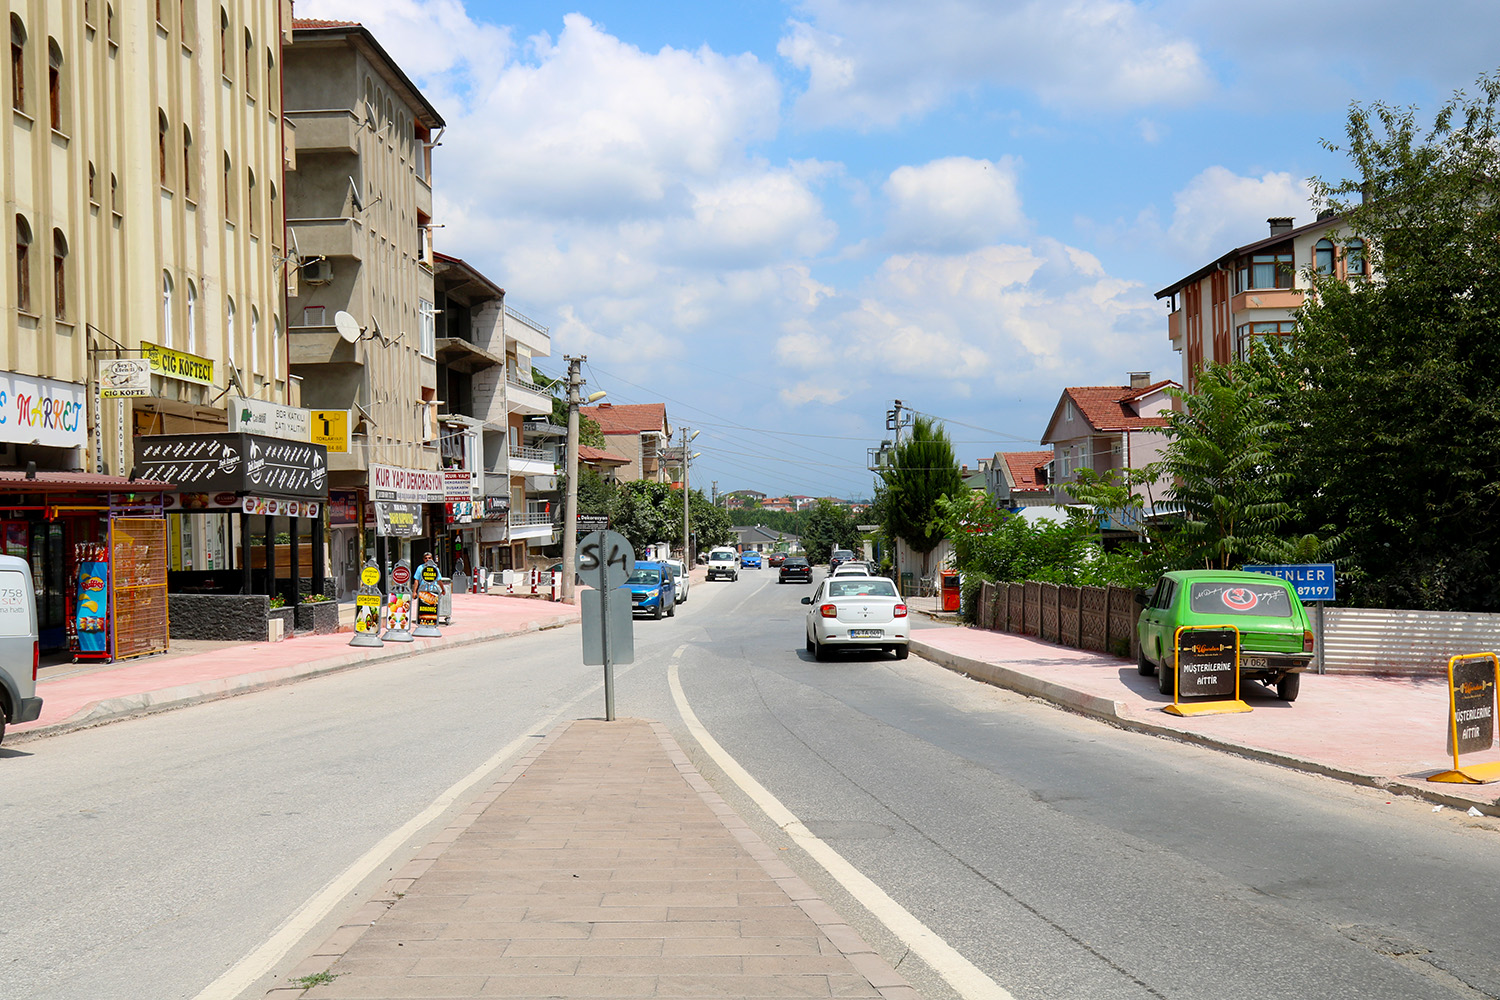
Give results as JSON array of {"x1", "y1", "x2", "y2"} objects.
[{"x1": 369, "y1": 462, "x2": 445, "y2": 583}]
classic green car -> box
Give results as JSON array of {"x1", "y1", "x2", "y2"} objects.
[{"x1": 1136, "y1": 570, "x2": 1314, "y2": 701}]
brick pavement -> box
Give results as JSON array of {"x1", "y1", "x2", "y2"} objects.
[{"x1": 269, "y1": 718, "x2": 915, "y2": 1000}]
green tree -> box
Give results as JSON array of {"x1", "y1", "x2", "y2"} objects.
[
  {"x1": 544, "y1": 375, "x2": 604, "y2": 449},
  {"x1": 688, "y1": 490, "x2": 734, "y2": 552},
  {"x1": 800, "y1": 499, "x2": 859, "y2": 564},
  {"x1": 875, "y1": 416, "x2": 967, "y2": 576},
  {"x1": 1291, "y1": 72, "x2": 1500, "y2": 610},
  {"x1": 610, "y1": 481, "x2": 678, "y2": 553}
]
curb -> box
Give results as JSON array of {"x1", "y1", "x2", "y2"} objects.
[
  {"x1": 13, "y1": 612, "x2": 578, "y2": 744},
  {"x1": 909, "y1": 637, "x2": 1500, "y2": 817}
]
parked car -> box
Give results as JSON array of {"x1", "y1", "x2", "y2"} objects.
[
  {"x1": 779, "y1": 556, "x2": 812, "y2": 584},
  {"x1": 1136, "y1": 570, "x2": 1314, "y2": 701},
  {"x1": 625, "y1": 561, "x2": 676, "y2": 619},
  {"x1": 0, "y1": 554, "x2": 42, "y2": 745},
  {"x1": 767, "y1": 553, "x2": 787, "y2": 568},
  {"x1": 830, "y1": 562, "x2": 872, "y2": 577},
  {"x1": 706, "y1": 547, "x2": 739, "y2": 581},
  {"x1": 829, "y1": 548, "x2": 856, "y2": 571},
  {"x1": 663, "y1": 558, "x2": 690, "y2": 603},
  {"x1": 740, "y1": 550, "x2": 763, "y2": 569},
  {"x1": 802, "y1": 575, "x2": 909, "y2": 661}
]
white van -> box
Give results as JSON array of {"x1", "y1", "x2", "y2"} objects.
[
  {"x1": 0, "y1": 555, "x2": 42, "y2": 745},
  {"x1": 706, "y1": 547, "x2": 739, "y2": 582}
]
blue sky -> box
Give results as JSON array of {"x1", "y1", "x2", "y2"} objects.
[{"x1": 301, "y1": 0, "x2": 1500, "y2": 500}]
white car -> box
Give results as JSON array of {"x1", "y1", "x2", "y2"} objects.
[
  {"x1": 830, "y1": 562, "x2": 873, "y2": 576},
  {"x1": 663, "y1": 558, "x2": 690, "y2": 603},
  {"x1": 706, "y1": 547, "x2": 739, "y2": 581},
  {"x1": 802, "y1": 575, "x2": 910, "y2": 661}
]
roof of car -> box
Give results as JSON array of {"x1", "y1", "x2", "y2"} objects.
[{"x1": 1164, "y1": 569, "x2": 1293, "y2": 584}]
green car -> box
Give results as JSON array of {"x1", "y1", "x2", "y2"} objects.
[{"x1": 1136, "y1": 570, "x2": 1314, "y2": 702}]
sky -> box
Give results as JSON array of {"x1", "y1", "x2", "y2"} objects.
[{"x1": 298, "y1": 0, "x2": 1500, "y2": 501}]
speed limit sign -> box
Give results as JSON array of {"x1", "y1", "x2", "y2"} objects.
[{"x1": 576, "y1": 530, "x2": 634, "y2": 591}]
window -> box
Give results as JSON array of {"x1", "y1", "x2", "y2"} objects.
[
  {"x1": 250, "y1": 306, "x2": 259, "y2": 379},
  {"x1": 10, "y1": 15, "x2": 26, "y2": 113},
  {"x1": 222, "y1": 151, "x2": 232, "y2": 219},
  {"x1": 110, "y1": 172, "x2": 119, "y2": 215},
  {"x1": 1314, "y1": 238, "x2": 1335, "y2": 276},
  {"x1": 52, "y1": 229, "x2": 67, "y2": 320},
  {"x1": 242, "y1": 26, "x2": 252, "y2": 95},
  {"x1": 301, "y1": 305, "x2": 325, "y2": 326},
  {"x1": 1346, "y1": 238, "x2": 1367, "y2": 277},
  {"x1": 419, "y1": 298, "x2": 436, "y2": 357},
  {"x1": 158, "y1": 109, "x2": 170, "y2": 187},
  {"x1": 272, "y1": 315, "x2": 280, "y2": 385},
  {"x1": 88, "y1": 162, "x2": 96, "y2": 203},
  {"x1": 266, "y1": 48, "x2": 275, "y2": 111},
  {"x1": 162, "y1": 272, "x2": 174, "y2": 346},
  {"x1": 1235, "y1": 321, "x2": 1296, "y2": 360},
  {"x1": 182, "y1": 125, "x2": 193, "y2": 199},
  {"x1": 47, "y1": 38, "x2": 61, "y2": 131},
  {"x1": 246, "y1": 168, "x2": 256, "y2": 234},
  {"x1": 226, "y1": 297, "x2": 235, "y2": 367},
  {"x1": 218, "y1": 7, "x2": 228, "y2": 78},
  {"x1": 14, "y1": 214, "x2": 32, "y2": 313},
  {"x1": 1236, "y1": 249, "x2": 1294, "y2": 291},
  {"x1": 185, "y1": 281, "x2": 197, "y2": 354},
  {"x1": 106, "y1": 4, "x2": 115, "y2": 46}
]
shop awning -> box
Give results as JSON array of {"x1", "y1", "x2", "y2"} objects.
[{"x1": 0, "y1": 470, "x2": 173, "y2": 493}]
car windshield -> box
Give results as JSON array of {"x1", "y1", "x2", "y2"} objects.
[
  {"x1": 827, "y1": 580, "x2": 898, "y2": 599},
  {"x1": 627, "y1": 568, "x2": 661, "y2": 585},
  {"x1": 786, "y1": 558, "x2": 808, "y2": 566},
  {"x1": 1188, "y1": 582, "x2": 1294, "y2": 617}
]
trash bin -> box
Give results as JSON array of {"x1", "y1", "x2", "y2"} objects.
[
  {"x1": 940, "y1": 570, "x2": 961, "y2": 612},
  {"x1": 900, "y1": 571, "x2": 915, "y2": 596}
]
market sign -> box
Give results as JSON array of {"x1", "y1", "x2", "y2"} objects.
[
  {"x1": 375, "y1": 501, "x2": 423, "y2": 538},
  {"x1": 100, "y1": 359, "x2": 152, "y2": 399},
  {"x1": 140, "y1": 341, "x2": 215, "y2": 387},
  {"x1": 135, "y1": 433, "x2": 328, "y2": 500},
  {"x1": 371, "y1": 463, "x2": 444, "y2": 503},
  {"x1": 0, "y1": 371, "x2": 87, "y2": 449},
  {"x1": 444, "y1": 468, "x2": 479, "y2": 502},
  {"x1": 229, "y1": 396, "x2": 312, "y2": 442}
]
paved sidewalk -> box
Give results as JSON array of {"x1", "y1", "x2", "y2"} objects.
[
  {"x1": 268, "y1": 718, "x2": 913, "y2": 1000},
  {"x1": 10, "y1": 592, "x2": 578, "y2": 742},
  {"x1": 910, "y1": 626, "x2": 1500, "y2": 813}
]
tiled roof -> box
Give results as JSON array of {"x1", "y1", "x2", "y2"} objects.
[
  {"x1": 1002, "y1": 451, "x2": 1053, "y2": 493},
  {"x1": 578, "y1": 446, "x2": 628, "y2": 465},
  {"x1": 293, "y1": 18, "x2": 360, "y2": 29},
  {"x1": 579, "y1": 403, "x2": 667, "y2": 436},
  {"x1": 1065, "y1": 381, "x2": 1176, "y2": 431}
]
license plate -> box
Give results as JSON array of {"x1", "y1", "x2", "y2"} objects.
[
  {"x1": 1241, "y1": 656, "x2": 1268, "y2": 668},
  {"x1": 849, "y1": 629, "x2": 883, "y2": 639}
]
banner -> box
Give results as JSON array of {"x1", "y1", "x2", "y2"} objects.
[
  {"x1": 100, "y1": 359, "x2": 152, "y2": 399},
  {"x1": 136, "y1": 433, "x2": 329, "y2": 500},
  {"x1": 229, "y1": 397, "x2": 311, "y2": 442},
  {"x1": 370, "y1": 463, "x2": 445, "y2": 503},
  {"x1": 0, "y1": 371, "x2": 87, "y2": 449},
  {"x1": 140, "y1": 341, "x2": 215, "y2": 386},
  {"x1": 374, "y1": 501, "x2": 423, "y2": 538}
]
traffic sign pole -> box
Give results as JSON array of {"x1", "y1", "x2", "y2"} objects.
[{"x1": 577, "y1": 530, "x2": 635, "y2": 721}]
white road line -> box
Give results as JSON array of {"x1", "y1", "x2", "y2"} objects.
[
  {"x1": 668, "y1": 659, "x2": 1016, "y2": 1000},
  {"x1": 194, "y1": 698, "x2": 584, "y2": 1000}
]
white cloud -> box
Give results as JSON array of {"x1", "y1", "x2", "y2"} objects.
[
  {"x1": 1165, "y1": 166, "x2": 1314, "y2": 259},
  {"x1": 780, "y1": 0, "x2": 1213, "y2": 128},
  {"x1": 883, "y1": 157, "x2": 1026, "y2": 252}
]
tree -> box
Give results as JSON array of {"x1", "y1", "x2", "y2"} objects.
[
  {"x1": 544, "y1": 375, "x2": 605, "y2": 449},
  {"x1": 875, "y1": 416, "x2": 967, "y2": 576},
  {"x1": 1292, "y1": 73, "x2": 1500, "y2": 609},
  {"x1": 800, "y1": 499, "x2": 859, "y2": 564},
  {"x1": 610, "y1": 481, "x2": 678, "y2": 553},
  {"x1": 688, "y1": 490, "x2": 734, "y2": 551}
]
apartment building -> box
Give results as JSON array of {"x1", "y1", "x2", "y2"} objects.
[
  {"x1": 1156, "y1": 214, "x2": 1363, "y2": 392},
  {"x1": 577, "y1": 402, "x2": 671, "y2": 483}
]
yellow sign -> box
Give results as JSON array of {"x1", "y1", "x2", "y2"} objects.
[
  {"x1": 140, "y1": 341, "x2": 215, "y2": 387},
  {"x1": 311, "y1": 409, "x2": 349, "y2": 453},
  {"x1": 360, "y1": 565, "x2": 379, "y2": 587}
]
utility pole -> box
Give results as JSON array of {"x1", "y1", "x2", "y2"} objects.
[
  {"x1": 561, "y1": 356, "x2": 584, "y2": 603},
  {"x1": 679, "y1": 425, "x2": 699, "y2": 565}
]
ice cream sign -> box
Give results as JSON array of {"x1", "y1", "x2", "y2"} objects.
[{"x1": 0, "y1": 371, "x2": 87, "y2": 449}]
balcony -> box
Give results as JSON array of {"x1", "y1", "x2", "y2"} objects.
[
  {"x1": 286, "y1": 109, "x2": 359, "y2": 155},
  {"x1": 285, "y1": 217, "x2": 363, "y2": 261},
  {"x1": 504, "y1": 305, "x2": 551, "y2": 356},
  {"x1": 289, "y1": 325, "x2": 367, "y2": 367},
  {"x1": 1230, "y1": 288, "x2": 1303, "y2": 314},
  {"x1": 509, "y1": 509, "x2": 555, "y2": 541},
  {"x1": 509, "y1": 445, "x2": 554, "y2": 477},
  {"x1": 506, "y1": 374, "x2": 553, "y2": 416}
]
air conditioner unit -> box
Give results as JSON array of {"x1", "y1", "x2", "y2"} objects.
[{"x1": 301, "y1": 259, "x2": 333, "y2": 285}]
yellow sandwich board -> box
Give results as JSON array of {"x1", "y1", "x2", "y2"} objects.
[
  {"x1": 1163, "y1": 624, "x2": 1252, "y2": 717},
  {"x1": 1430, "y1": 652, "x2": 1500, "y2": 784}
]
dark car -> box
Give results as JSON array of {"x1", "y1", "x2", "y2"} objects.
[
  {"x1": 779, "y1": 556, "x2": 812, "y2": 584},
  {"x1": 829, "y1": 548, "x2": 856, "y2": 572},
  {"x1": 768, "y1": 552, "x2": 787, "y2": 567}
]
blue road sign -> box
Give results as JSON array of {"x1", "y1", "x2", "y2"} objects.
[{"x1": 1241, "y1": 563, "x2": 1336, "y2": 602}]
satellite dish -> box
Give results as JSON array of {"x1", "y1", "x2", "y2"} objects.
[{"x1": 334, "y1": 311, "x2": 361, "y2": 344}]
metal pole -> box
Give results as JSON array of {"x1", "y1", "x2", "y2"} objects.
[
  {"x1": 1315, "y1": 601, "x2": 1327, "y2": 675},
  {"x1": 681, "y1": 426, "x2": 690, "y2": 566},
  {"x1": 561, "y1": 355, "x2": 584, "y2": 604}
]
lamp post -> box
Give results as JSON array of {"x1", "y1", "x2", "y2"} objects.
[{"x1": 679, "y1": 426, "x2": 699, "y2": 566}]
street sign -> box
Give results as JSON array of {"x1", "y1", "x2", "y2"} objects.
[
  {"x1": 577, "y1": 530, "x2": 634, "y2": 591},
  {"x1": 1242, "y1": 563, "x2": 1336, "y2": 602},
  {"x1": 581, "y1": 588, "x2": 634, "y2": 666},
  {"x1": 1163, "y1": 625, "x2": 1252, "y2": 717},
  {"x1": 576, "y1": 514, "x2": 609, "y2": 534},
  {"x1": 350, "y1": 558, "x2": 383, "y2": 648}
]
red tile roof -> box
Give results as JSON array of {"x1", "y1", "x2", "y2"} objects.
[
  {"x1": 1064, "y1": 380, "x2": 1176, "y2": 431},
  {"x1": 293, "y1": 18, "x2": 360, "y2": 29},
  {"x1": 1002, "y1": 451, "x2": 1053, "y2": 493},
  {"x1": 578, "y1": 446, "x2": 628, "y2": 465},
  {"x1": 579, "y1": 403, "x2": 667, "y2": 436}
]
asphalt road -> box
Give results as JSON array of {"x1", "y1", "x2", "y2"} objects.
[{"x1": 4, "y1": 566, "x2": 1498, "y2": 1000}]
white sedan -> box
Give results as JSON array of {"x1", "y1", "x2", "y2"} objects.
[{"x1": 802, "y1": 575, "x2": 910, "y2": 661}]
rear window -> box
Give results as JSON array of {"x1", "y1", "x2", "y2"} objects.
[
  {"x1": 0, "y1": 570, "x2": 31, "y2": 636},
  {"x1": 785, "y1": 558, "x2": 808, "y2": 566},
  {"x1": 828, "y1": 580, "x2": 897, "y2": 599},
  {"x1": 627, "y1": 568, "x2": 662, "y2": 584},
  {"x1": 1189, "y1": 582, "x2": 1294, "y2": 618}
]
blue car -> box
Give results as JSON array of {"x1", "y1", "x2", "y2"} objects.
[
  {"x1": 740, "y1": 551, "x2": 762, "y2": 569},
  {"x1": 626, "y1": 561, "x2": 676, "y2": 619}
]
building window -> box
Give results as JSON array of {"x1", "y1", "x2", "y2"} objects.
[
  {"x1": 243, "y1": 27, "x2": 252, "y2": 96},
  {"x1": 1314, "y1": 238, "x2": 1335, "y2": 276},
  {"x1": 1236, "y1": 249, "x2": 1294, "y2": 292},
  {"x1": 226, "y1": 297, "x2": 235, "y2": 368},
  {"x1": 301, "y1": 305, "x2": 325, "y2": 327},
  {"x1": 162, "y1": 272, "x2": 174, "y2": 347},
  {"x1": 14, "y1": 215, "x2": 32, "y2": 313},
  {"x1": 218, "y1": 6, "x2": 228, "y2": 78},
  {"x1": 272, "y1": 315, "x2": 281, "y2": 385},
  {"x1": 250, "y1": 306, "x2": 259, "y2": 379},
  {"x1": 88, "y1": 162, "x2": 96, "y2": 204},
  {"x1": 106, "y1": 4, "x2": 115, "y2": 46},
  {"x1": 47, "y1": 38, "x2": 62, "y2": 131},
  {"x1": 1346, "y1": 238, "x2": 1367, "y2": 277},
  {"x1": 420, "y1": 299, "x2": 436, "y2": 358},
  {"x1": 247, "y1": 168, "x2": 257, "y2": 234},
  {"x1": 266, "y1": 48, "x2": 275, "y2": 110},
  {"x1": 52, "y1": 229, "x2": 67, "y2": 320},
  {"x1": 158, "y1": 109, "x2": 170, "y2": 187},
  {"x1": 182, "y1": 125, "x2": 194, "y2": 199},
  {"x1": 10, "y1": 15, "x2": 26, "y2": 114},
  {"x1": 223, "y1": 151, "x2": 232, "y2": 219},
  {"x1": 110, "y1": 173, "x2": 119, "y2": 215},
  {"x1": 185, "y1": 281, "x2": 197, "y2": 354},
  {"x1": 1234, "y1": 321, "x2": 1296, "y2": 360}
]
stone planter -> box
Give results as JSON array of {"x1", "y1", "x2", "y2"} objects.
[
  {"x1": 170, "y1": 593, "x2": 275, "y2": 642},
  {"x1": 294, "y1": 600, "x2": 340, "y2": 635},
  {"x1": 268, "y1": 606, "x2": 295, "y2": 640}
]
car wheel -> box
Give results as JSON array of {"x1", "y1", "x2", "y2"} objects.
[
  {"x1": 806, "y1": 634, "x2": 815, "y2": 655},
  {"x1": 1137, "y1": 646, "x2": 1155, "y2": 676},
  {"x1": 893, "y1": 645, "x2": 909, "y2": 660},
  {"x1": 814, "y1": 640, "x2": 829, "y2": 662},
  {"x1": 653, "y1": 602, "x2": 663, "y2": 620},
  {"x1": 1157, "y1": 656, "x2": 1174, "y2": 696},
  {"x1": 667, "y1": 598, "x2": 676, "y2": 617},
  {"x1": 1276, "y1": 671, "x2": 1301, "y2": 702}
]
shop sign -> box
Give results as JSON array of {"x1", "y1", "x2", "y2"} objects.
[
  {"x1": 375, "y1": 501, "x2": 423, "y2": 538},
  {"x1": 446, "y1": 500, "x2": 475, "y2": 525},
  {"x1": 100, "y1": 359, "x2": 152, "y2": 399},
  {"x1": 162, "y1": 492, "x2": 319, "y2": 517},
  {"x1": 141, "y1": 341, "x2": 215, "y2": 386},
  {"x1": 482, "y1": 496, "x2": 510, "y2": 521},
  {"x1": 229, "y1": 396, "x2": 312, "y2": 442},
  {"x1": 444, "y1": 468, "x2": 479, "y2": 502},
  {"x1": 241, "y1": 496, "x2": 320, "y2": 517},
  {"x1": 328, "y1": 491, "x2": 360, "y2": 524},
  {"x1": 370, "y1": 463, "x2": 444, "y2": 503},
  {"x1": 136, "y1": 433, "x2": 329, "y2": 500},
  {"x1": 311, "y1": 410, "x2": 349, "y2": 453},
  {"x1": 0, "y1": 371, "x2": 87, "y2": 449}
]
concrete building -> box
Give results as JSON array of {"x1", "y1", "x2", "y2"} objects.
[
  {"x1": 1038, "y1": 374, "x2": 1176, "y2": 510},
  {"x1": 281, "y1": 17, "x2": 444, "y2": 587},
  {"x1": 984, "y1": 450, "x2": 1054, "y2": 509},
  {"x1": 577, "y1": 402, "x2": 671, "y2": 483},
  {"x1": 1156, "y1": 214, "x2": 1363, "y2": 392}
]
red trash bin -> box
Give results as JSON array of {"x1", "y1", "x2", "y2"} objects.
[{"x1": 940, "y1": 570, "x2": 961, "y2": 612}]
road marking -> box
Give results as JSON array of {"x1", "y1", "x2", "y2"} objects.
[
  {"x1": 192, "y1": 698, "x2": 585, "y2": 1000},
  {"x1": 669, "y1": 660, "x2": 1015, "y2": 1000}
]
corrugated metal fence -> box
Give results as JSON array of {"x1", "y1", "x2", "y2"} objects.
[{"x1": 976, "y1": 581, "x2": 1498, "y2": 677}]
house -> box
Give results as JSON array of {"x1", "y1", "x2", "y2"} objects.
[
  {"x1": 577, "y1": 444, "x2": 629, "y2": 482},
  {"x1": 577, "y1": 402, "x2": 671, "y2": 483},
  {"x1": 1156, "y1": 214, "x2": 1364, "y2": 392},
  {"x1": 985, "y1": 451, "x2": 1054, "y2": 509},
  {"x1": 1039, "y1": 374, "x2": 1177, "y2": 509},
  {"x1": 733, "y1": 525, "x2": 801, "y2": 554}
]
